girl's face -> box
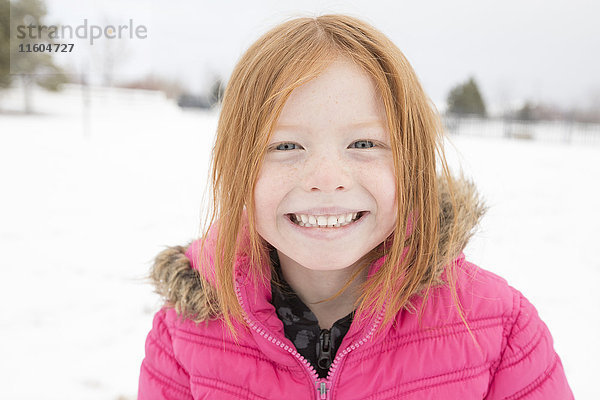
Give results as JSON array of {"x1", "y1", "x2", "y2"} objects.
[{"x1": 254, "y1": 57, "x2": 397, "y2": 272}]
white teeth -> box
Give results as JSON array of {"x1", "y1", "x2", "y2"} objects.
[{"x1": 291, "y1": 211, "x2": 363, "y2": 228}]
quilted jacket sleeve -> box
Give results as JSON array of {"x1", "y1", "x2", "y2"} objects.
[
  {"x1": 485, "y1": 290, "x2": 574, "y2": 399},
  {"x1": 138, "y1": 308, "x2": 193, "y2": 400}
]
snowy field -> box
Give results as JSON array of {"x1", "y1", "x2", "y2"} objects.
[{"x1": 0, "y1": 86, "x2": 598, "y2": 399}]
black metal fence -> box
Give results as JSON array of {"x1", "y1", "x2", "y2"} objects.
[{"x1": 442, "y1": 114, "x2": 600, "y2": 145}]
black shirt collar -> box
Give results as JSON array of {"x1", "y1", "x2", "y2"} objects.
[{"x1": 269, "y1": 248, "x2": 354, "y2": 378}]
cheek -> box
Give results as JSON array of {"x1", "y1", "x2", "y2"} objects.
[
  {"x1": 254, "y1": 164, "x2": 293, "y2": 219},
  {"x1": 366, "y1": 160, "x2": 397, "y2": 220}
]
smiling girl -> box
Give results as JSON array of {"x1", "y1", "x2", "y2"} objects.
[{"x1": 138, "y1": 14, "x2": 573, "y2": 399}]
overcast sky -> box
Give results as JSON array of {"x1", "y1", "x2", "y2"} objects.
[{"x1": 43, "y1": 0, "x2": 600, "y2": 112}]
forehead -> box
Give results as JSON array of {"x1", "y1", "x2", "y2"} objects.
[{"x1": 274, "y1": 58, "x2": 387, "y2": 130}]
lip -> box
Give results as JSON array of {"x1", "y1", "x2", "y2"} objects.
[
  {"x1": 288, "y1": 207, "x2": 367, "y2": 216},
  {"x1": 284, "y1": 211, "x2": 369, "y2": 241}
]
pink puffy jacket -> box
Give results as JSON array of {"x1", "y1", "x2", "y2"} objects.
[{"x1": 138, "y1": 178, "x2": 573, "y2": 399}]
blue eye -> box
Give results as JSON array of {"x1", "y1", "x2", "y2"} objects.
[
  {"x1": 274, "y1": 143, "x2": 299, "y2": 151},
  {"x1": 351, "y1": 140, "x2": 375, "y2": 149}
]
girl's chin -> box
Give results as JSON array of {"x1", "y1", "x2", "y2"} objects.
[{"x1": 282, "y1": 252, "x2": 365, "y2": 271}]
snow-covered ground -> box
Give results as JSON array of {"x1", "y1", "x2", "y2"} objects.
[{"x1": 0, "y1": 86, "x2": 597, "y2": 399}]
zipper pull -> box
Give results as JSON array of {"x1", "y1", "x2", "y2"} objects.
[
  {"x1": 317, "y1": 329, "x2": 333, "y2": 370},
  {"x1": 318, "y1": 381, "x2": 328, "y2": 399}
]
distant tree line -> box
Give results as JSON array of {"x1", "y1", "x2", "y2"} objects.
[
  {"x1": 446, "y1": 76, "x2": 600, "y2": 124},
  {"x1": 507, "y1": 100, "x2": 600, "y2": 124}
]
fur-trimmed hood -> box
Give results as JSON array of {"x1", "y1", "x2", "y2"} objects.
[{"x1": 149, "y1": 174, "x2": 487, "y2": 322}]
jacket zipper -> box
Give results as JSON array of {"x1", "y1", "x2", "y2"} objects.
[
  {"x1": 235, "y1": 277, "x2": 386, "y2": 400},
  {"x1": 317, "y1": 329, "x2": 333, "y2": 370},
  {"x1": 322, "y1": 306, "x2": 384, "y2": 397}
]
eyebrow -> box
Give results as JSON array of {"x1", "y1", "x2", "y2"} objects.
[{"x1": 274, "y1": 120, "x2": 386, "y2": 130}]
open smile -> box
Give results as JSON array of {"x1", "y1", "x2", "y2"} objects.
[
  {"x1": 286, "y1": 211, "x2": 367, "y2": 228},
  {"x1": 284, "y1": 211, "x2": 369, "y2": 240}
]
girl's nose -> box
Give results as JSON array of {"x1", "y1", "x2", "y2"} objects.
[{"x1": 302, "y1": 152, "x2": 352, "y2": 193}]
